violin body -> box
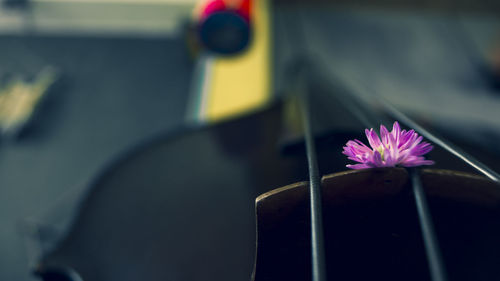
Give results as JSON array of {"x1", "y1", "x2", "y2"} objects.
[
  {"x1": 35, "y1": 102, "x2": 315, "y2": 281},
  {"x1": 35, "y1": 99, "x2": 500, "y2": 281}
]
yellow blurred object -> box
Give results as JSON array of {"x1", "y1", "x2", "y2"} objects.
[
  {"x1": 204, "y1": 0, "x2": 271, "y2": 121},
  {"x1": 0, "y1": 67, "x2": 58, "y2": 136}
]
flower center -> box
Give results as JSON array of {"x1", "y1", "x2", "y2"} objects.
[{"x1": 376, "y1": 146, "x2": 385, "y2": 161}]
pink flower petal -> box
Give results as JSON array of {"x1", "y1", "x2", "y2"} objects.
[
  {"x1": 343, "y1": 121, "x2": 434, "y2": 169},
  {"x1": 346, "y1": 163, "x2": 371, "y2": 169},
  {"x1": 391, "y1": 121, "x2": 401, "y2": 141},
  {"x1": 380, "y1": 125, "x2": 390, "y2": 147},
  {"x1": 365, "y1": 129, "x2": 382, "y2": 149}
]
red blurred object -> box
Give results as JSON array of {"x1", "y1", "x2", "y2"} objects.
[
  {"x1": 236, "y1": 0, "x2": 251, "y2": 21},
  {"x1": 200, "y1": 0, "x2": 227, "y2": 20},
  {"x1": 199, "y1": 0, "x2": 251, "y2": 22}
]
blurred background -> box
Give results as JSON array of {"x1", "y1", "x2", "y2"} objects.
[
  {"x1": 0, "y1": 0, "x2": 498, "y2": 280},
  {"x1": 0, "y1": 1, "x2": 196, "y2": 280}
]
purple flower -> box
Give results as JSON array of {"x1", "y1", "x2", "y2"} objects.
[{"x1": 342, "y1": 121, "x2": 434, "y2": 169}]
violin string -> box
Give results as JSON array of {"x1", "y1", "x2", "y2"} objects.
[
  {"x1": 377, "y1": 95, "x2": 499, "y2": 281},
  {"x1": 377, "y1": 95, "x2": 500, "y2": 280},
  {"x1": 308, "y1": 61, "x2": 451, "y2": 281},
  {"x1": 304, "y1": 45, "x2": 500, "y2": 182},
  {"x1": 284, "y1": 5, "x2": 498, "y2": 281},
  {"x1": 410, "y1": 168, "x2": 448, "y2": 281},
  {"x1": 283, "y1": 4, "x2": 328, "y2": 281},
  {"x1": 296, "y1": 68, "x2": 328, "y2": 281},
  {"x1": 379, "y1": 97, "x2": 500, "y2": 183}
]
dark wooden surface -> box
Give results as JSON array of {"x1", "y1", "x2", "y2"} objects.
[{"x1": 254, "y1": 168, "x2": 500, "y2": 281}]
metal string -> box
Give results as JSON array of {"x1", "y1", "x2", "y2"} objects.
[
  {"x1": 295, "y1": 67, "x2": 328, "y2": 281},
  {"x1": 307, "y1": 61, "x2": 451, "y2": 281},
  {"x1": 411, "y1": 168, "x2": 448, "y2": 281},
  {"x1": 279, "y1": 5, "x2": 500, "y2": 281},
  {"x1": 380, "y1": 98, "x2": 500, "y2": 183},
  {"x1": 281, "y1": 4, "x2": 328, "y2": 281}
]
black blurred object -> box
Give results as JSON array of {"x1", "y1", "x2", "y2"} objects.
[
  {"x1": 195, "y1": 0, "x2": 252, "y2": 55},
  {"x1": 199, "y1": 11, "x2": 252, "y2": 55}
]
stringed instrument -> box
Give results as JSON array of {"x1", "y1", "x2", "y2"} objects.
[
  {"x1": 32, "y1": 66, "x2": 500, "y2": 281},
  {"x1": 32, "y1": 1, "x2": 500, "y2": 281}
]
